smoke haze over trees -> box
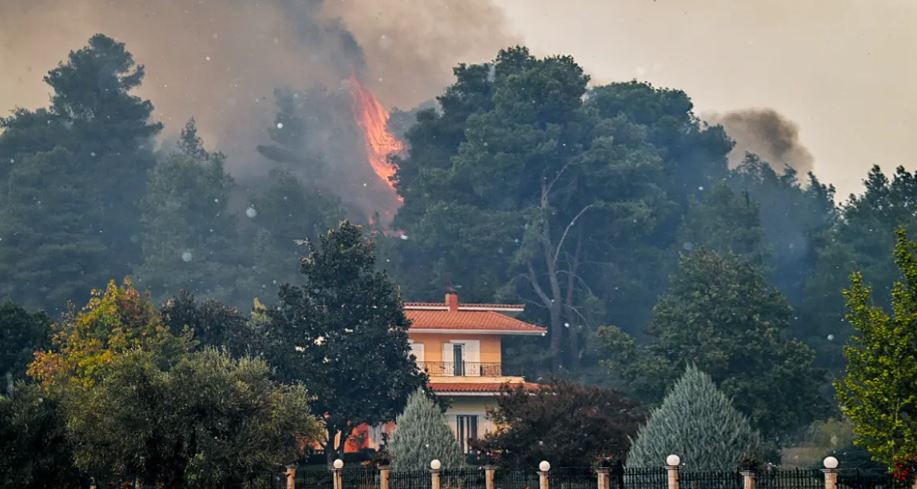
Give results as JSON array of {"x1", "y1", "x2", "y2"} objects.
[{"x1": 1, "y1": 25, "x2": 916, "y2": 450}]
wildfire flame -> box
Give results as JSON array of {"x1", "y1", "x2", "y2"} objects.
[{"x1": 349, "y1": 74, "x2": 404, "y2": 198}]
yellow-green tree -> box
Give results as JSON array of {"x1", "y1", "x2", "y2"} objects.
[{"x1": 836, "y1": 228, "x2": 917, "y2": 472}]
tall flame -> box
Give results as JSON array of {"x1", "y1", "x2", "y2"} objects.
[{"x1": 349, "y1": 74, "x2": 404, "y2": 198}]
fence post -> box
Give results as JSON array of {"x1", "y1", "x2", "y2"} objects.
[
  {"x1": 333, "y1": 459, "x2": 344, "y2": 489},
  {"x1": 431, "y1": 459, "x2": 442, "y2": 489},
  {"x1": 379, "y1": 465, "x2": 391, "y2": 489},
  {"x1": 539, "y1": 461, "x2": 551, "y2": 489},
  {"x1": 740, "y1": 469, "x2": 755, "y2": 489},
  {"x1": 286, "y1": 464, "x2": 297, "y2": 489},
  {"x1": 485, "y1": 465, "x2": 497, "y2": 489},
  {"x1": 596, "y1": 467, "x2": 610, "y2": 489},
  {"x1": 822, "y1": 457, "x2": 838, "y2": 489},
  {"x1": 666, "y1": 455, "x2": 681, "y2": 489}
]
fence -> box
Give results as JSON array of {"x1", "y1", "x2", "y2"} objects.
[{"x1": 270, "y1": 459, "x2": 913, "y2": 489}]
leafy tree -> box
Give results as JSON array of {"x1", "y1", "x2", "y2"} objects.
[
  {"x1": 627, "y1": 365, "x2": 762, "y2": 470},
  {"x1": 473, "y1": 381, "x2": 644, "y2": 468},
  {"x1": 67, "y1": 349, "x2": 319, "y2": 488},
  {"x1": 134, "y1": 119, "x2": 243, "y2": 304},
  {"x1": 0, "y1": 383, "x2": 84, "y2": 489},
  {"x1": 28, "y1": 279, "x2": 188, "y2": 389},
  {"x1": 0, "y1": 303, "x2": 51, "y2": 391},
  {"x1": 393, "y1": 47, "x2": 669, "y2": 371},
  {"x1": 269, "y1": 221, "x2": 426, "y2": 460},
  {"x1": 388, "y1": 389, "x2": 464, "y2": 471},
  {"x1": 159, "y1": 290, "x2": 254, "y2": 357},
  {"x1": 835, "y1": 228, "x2": 917, "y2": 471},
  {"x1": 600, "y1": 250, "x2": 826, "y2": 438},
  {"x1": 0, "y1": 34, "x2": 161, "y2": 313},
  {"x1": 679, "y1": 181, "x2": 769, "y2": 266}
]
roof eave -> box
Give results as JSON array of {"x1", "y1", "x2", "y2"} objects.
[{"x1": 409, "y1": 328, "x2": 547, "y2": 336}]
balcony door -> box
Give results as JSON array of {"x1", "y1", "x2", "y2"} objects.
[{"x1": 442, "y1": 340, "x2": 479, "y2": 376}]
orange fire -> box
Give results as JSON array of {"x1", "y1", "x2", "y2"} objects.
[{"x1": 349, "y1": 74, "x2": 404, "y2": 198}]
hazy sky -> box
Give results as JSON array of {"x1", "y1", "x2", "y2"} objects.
[
  {"x1": 1, "y1": 1, "x2": 915, "y2": 199},
  {"x1": 498, "y1": 0, "x2": 917, "y2": 199}
]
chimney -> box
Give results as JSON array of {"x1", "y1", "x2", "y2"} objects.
[{"x1": 445, "y1": 290, "x2": 459, "y2": 312}]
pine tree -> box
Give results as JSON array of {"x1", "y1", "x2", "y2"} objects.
[
  {"x1": 388, "y1": 389, "x2": 465, "y2": 472},
  {"x1": 627, "y1": 365, "x2": 761, "y2": 470}
]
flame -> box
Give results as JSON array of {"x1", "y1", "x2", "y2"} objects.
[{"x1": 349, "y1": 74, "x2": 404, "y2": 197}]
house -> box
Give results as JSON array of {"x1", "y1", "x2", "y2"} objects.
[{"x1": 402, "y1": 291, "x2": 545, "y2": 453}]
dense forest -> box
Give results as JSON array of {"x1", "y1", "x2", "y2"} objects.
[{"x1": 2, "y1": 35, "x2": 916, "y2": 447}]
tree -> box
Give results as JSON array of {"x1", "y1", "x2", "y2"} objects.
[
  {"x1": 600, "y1": 250, "x2": 826, "y2": 438},
  {"x1": 679, "y1": 181, "x2": 769, "y2": 266},
  {"x1": 28, "y1": 279, "x2": 188, "y2": 389},
  {"x1": 835, "y1": 228, "x2": 917, "y2": 471},
  {"x1": 159, "y1": 290, "x2": 253, "y2": 357},
  {"x1": 0, "y1": 383, "x2": 84, "y2": 489},
  {"x1": 0, "y1": 303, "x2": 50, "y2": 392},
  {"x1": 67, "y1": 349, "x2": 320, "y2": 488},
  {"x1": 393, "y1": 47, "x2": 669, "y2": 371},
  {"x1": 473, "y1": 381, "x2": 644, "y2": 468},
  {"x1": 388, "y1": 389, "x2": 464, "y2": 471},
  {"x1": 133, "y1": 119, "x2": 243, "y2": 305},
  {"x1": 269, "y1": 221, "x2": 426, "y2": 460},
  {"x1": 0, "y1": 34, "x2": 161, "y2": 313},
  {"x1": 627, "y1": 365, "x2": 762, "y2": 470}
]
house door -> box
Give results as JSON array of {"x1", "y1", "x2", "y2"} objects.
[
  {"x1": 456, "y1": 415, "x2": 478, "y2": 453},
  {"x1": 452, "y1": 343, "x2": 464, "y2": 376}
]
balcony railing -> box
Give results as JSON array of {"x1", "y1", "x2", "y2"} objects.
[{"x1": 418, "y1": 361, "x2": 502, "y2": 377}]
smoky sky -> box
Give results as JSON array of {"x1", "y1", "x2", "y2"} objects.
[{"x1": 706, "y1": 109, "x2": 815, "y2": 174}]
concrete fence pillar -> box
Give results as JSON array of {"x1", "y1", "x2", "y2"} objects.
[
  {"x1": 332, "y1": 459, "x2": 344, "y2": 489},
  {"x1": 539, "y1": 461, "x2": 551, "y2": 489},
  {"x1": 596, "y1": 468, "x2": 610, "y2": 489},
  {"x1": 431, "y1": 459, "x2": 442, "y2": 489},
  {"x1": 822, "y1": 457, "x2": 839, "y2": 489},
  {"x1": 665, "y1": 455, "x2": 681, "y2": 489},
  {"x1": 485, "y1": 465, "x2": 497, "y2": 489},
  {"x1": 286, "y1": 465, "x2": 297, "y2": 489},
  {"x1": 740, "y1": 470, "x2": 755, "y2": 489},
  {"x1": 379, "y1": 466, "x2": 391, "y2": 489}
]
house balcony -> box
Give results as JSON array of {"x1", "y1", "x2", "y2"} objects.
[{"x1": 418, "y1": 361, "x2": 503, "y2": 377}]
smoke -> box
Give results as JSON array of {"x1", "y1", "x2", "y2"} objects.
[
  {"x1": 0, "y1": 0, "x2": 515, "y2": 216},
  {"x1": 706, "y1": 108, "x2": 815, "y2": 174}
]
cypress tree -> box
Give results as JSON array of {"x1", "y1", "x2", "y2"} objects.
[
  {"x1": 627, "y1": 365, "x2": 761, "y2": 470},
  {"x1": 388, "y1": 389, "x2": 465, "y2": 472}
]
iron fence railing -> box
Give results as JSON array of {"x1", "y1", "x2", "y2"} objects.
[{"x1": 418, "y1": 362, "x2": 503, "y2": 377}]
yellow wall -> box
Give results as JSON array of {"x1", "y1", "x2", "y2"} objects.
[{"x1": 408, "y1": 333, "x2": 501, "y2": 364}]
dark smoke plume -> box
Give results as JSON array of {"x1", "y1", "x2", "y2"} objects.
[
  {"x1": 707, "y1": 109, "x2": 815, "y2": 174},
  {"x1": 0, "y1": 0, "x2": 515, "y2": 217}
]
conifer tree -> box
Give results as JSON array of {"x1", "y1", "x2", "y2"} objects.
[
  {"x1": 388, "y1": 389, "x2": 465, "y2": 472},
  {"x1": 627, "y1": 365, "x2": 761, "y2": 470}
]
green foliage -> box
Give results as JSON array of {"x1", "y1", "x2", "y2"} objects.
[
  {"x1": 159, "y1": 290, "x2": 257, "y2": 357},
  {"x1": 0, "y1": 303, "x2": 50, "y2": 390},
  {"x1": 134, "y1": 119, "x2": 243, "y2": 304},
  {"x1": 0, "y1": 34, "x2": 161, "y2": 313},
  {"x1": 269, "y1": 221, "x2": 426, "y2": 457},
  {"x1": 600, "y1": 250, "x2": 827, "y2": 438},
  {"x1": 0, "y1": 383, "x2": 84, "y2": 489},
  {"x1": 474, "y1": 381, "x2": 644, "y2": 468},
  {"x1": 66, "y1": 349, "x2": 320, "y2": 488},
  {"x1": 628, "y1": 365, "x2": 762, "y2": 470},
  {"x1": 388, "y1": 389, "x2": 464, "y2": 472},
  {"x1": 680, "y1": 181, "x2": 769, "y2": 266},
  {"x1": 835, "y1": 228, "x2": 917, "y2": 470}
]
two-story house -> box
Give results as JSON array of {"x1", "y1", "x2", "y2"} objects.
[{"x1": 402, "y1": 291, "x2": 545, "y2": 452}]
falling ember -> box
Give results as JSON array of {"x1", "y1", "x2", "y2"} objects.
[{"x1": 349, "y1": 74, "x2": 404, "y2": 198}]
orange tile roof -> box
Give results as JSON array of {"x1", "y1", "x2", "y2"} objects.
[
  {"x1": 405, "y1": 309, "x2": 546, "y2": 335},
  {"x1": 429, "y1": 382, "x2": 540, "y2": 394}
]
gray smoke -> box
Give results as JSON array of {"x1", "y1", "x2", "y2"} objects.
[
  {"x1": 0, "y1": 0, "x2": 516, "y2": 216},
  {"x1": 707, "y1": 108, "x2": 815, "y2": 174}
]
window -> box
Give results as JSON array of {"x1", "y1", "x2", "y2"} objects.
[
  {"x1": 455, "y1": 415, "x2": 478, "y2": 453},
  {"x1": 408, "y1": 340, "x2": 424, "y2": 362}
]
